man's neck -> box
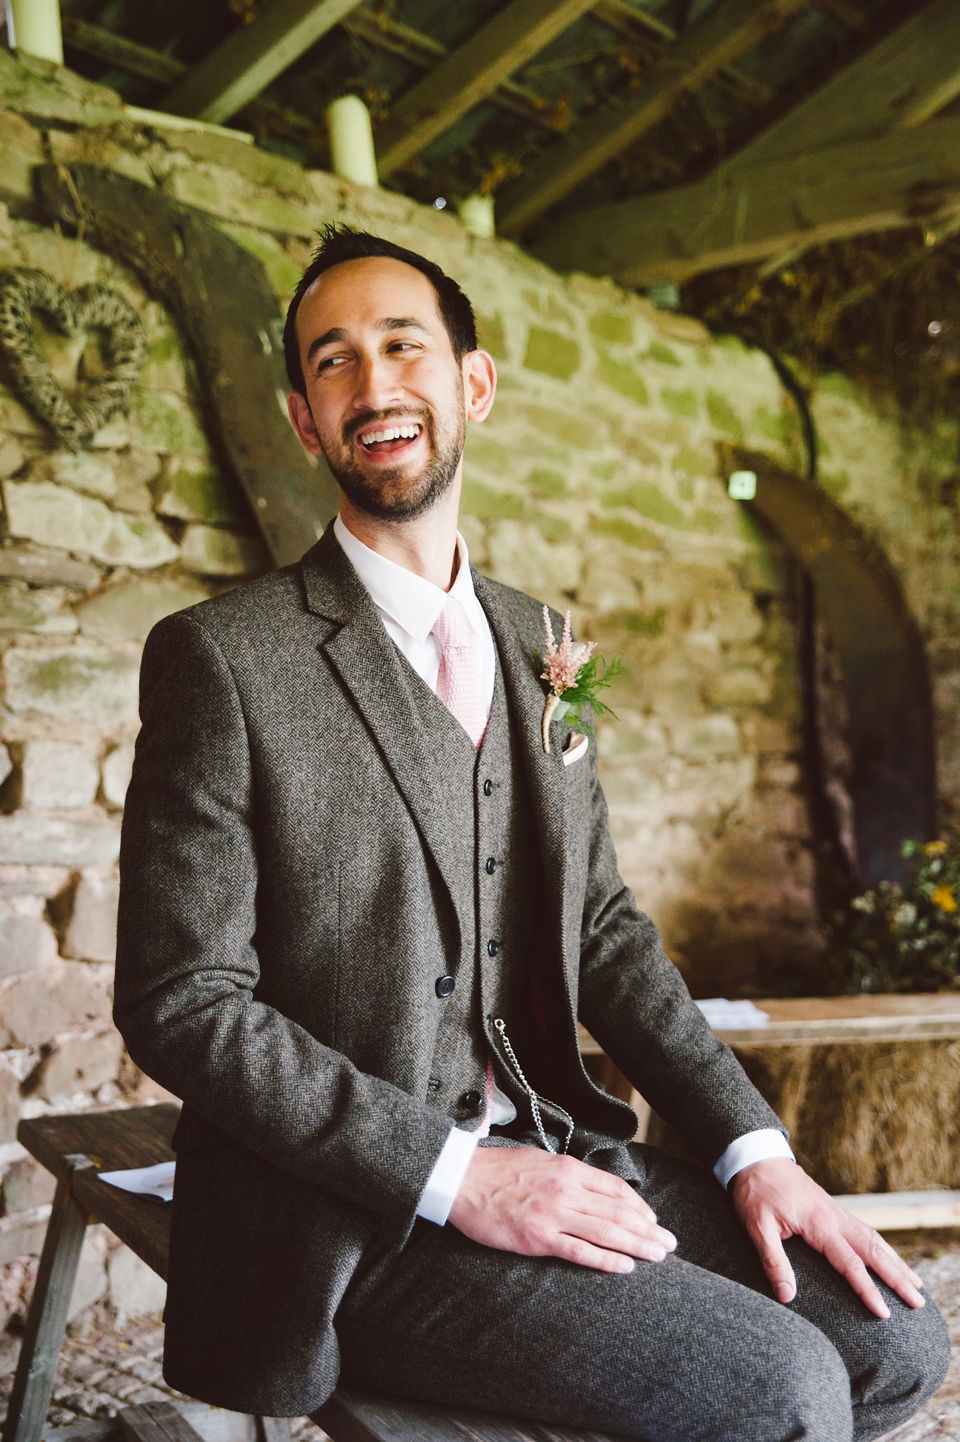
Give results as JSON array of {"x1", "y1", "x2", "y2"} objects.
[{"x1": 338, "y1": 487, "x2": 462, "y2": 591}]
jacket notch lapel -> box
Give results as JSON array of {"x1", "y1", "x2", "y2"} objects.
[{"x1": 300, "y1": 532, "x2": 464, "y2": 950}]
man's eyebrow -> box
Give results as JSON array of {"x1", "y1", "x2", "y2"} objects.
[
  {"x1": 305, "y1": 317, "x2": 430, "y2": 369},
  {"x1": 377, "y1": 316, "x2": 430, "y2": 335}
]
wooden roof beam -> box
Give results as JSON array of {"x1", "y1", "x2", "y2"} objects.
[
  {"x1": 342, "y1": 8, "x2": 567, "y2": 131},
  {"x1": 373, "y1": 0, "x2": 597, "y2": 180},
  {"x1": 160, "y1": 0, "x2": 363, "y2": 125},
  {"x1": 533, "y1": 113, "x2": 960, "y2": 284},
  {"x1": 61, "y1": 16, "x2": 187, "y2": 85},
  {"x1": 496, "y1": 0, "x2": 807, "y2": 236}
]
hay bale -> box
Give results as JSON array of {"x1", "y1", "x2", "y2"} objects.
[{"x1": 645, "y1": 1039, "x2": 960, "y2": 1193}]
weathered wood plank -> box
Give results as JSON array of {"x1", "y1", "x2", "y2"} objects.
[
  {"x1": 61, "y1": 18, "x2": 187, "y2": 86},
  {"x1": 497, "y1": 0, "x2": 806, "y2": 234},
  {"x1": 836, "y1": 1189, "x2": 960, "y2": 1230},
  {"x1": 161, "y1": 0, "x2": 363, "y2": 125},
  {"x1": 19, "y1": 1106, "x2": 179, "y2": 1282},
  {"x1": 374, "y1": 0, "x2": 596, "y2": 179},
  {"x1": 3, "y1": 1158, "x2": 95, "y2": 1442},
  {"x1": 315, "y1": 1389, "x2": 620, "y2": 1442},
  {"x1": 119, "y1": 1404, "x2": 205, "y2": 1442},
  {"x1": 535, "y1": 112, "x2": 960, "y2": 282}
]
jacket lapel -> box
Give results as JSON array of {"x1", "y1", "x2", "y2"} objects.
[
  {"x1": 299, "y1": 530, "x2": 464, "y2": 953},
  {"x1": 473, "y1": 574, "x2": 577, "y2": 976}
]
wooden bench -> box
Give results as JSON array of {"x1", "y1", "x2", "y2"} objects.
[{"x1": 0, "y1": 1106, "x2": 615, "y2": 1442}]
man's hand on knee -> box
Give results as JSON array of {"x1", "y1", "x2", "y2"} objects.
[
  {"x1": 730, "y1": 1158, "x2": 926, "y2": 1318},
  {"x1": 448, "y1": 1147, "x2": 677, "y2": 1274}
]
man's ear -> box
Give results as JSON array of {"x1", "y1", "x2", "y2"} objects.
[
  {"x1": 463, "y1": 350, "x2": 497, "y2": 424},
  {"x1": 287, "y1": 391, "x2": 326, "y2": 457}
]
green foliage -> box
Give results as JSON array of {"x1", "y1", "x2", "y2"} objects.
[
  {"x1": 536, "y1": 650, "x2": 626, "y2": 739},
  {"x1": 826, "y1": 834, "x2": 960, "y2": 993}
]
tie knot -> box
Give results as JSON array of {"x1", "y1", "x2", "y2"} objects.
[{"x1": 432, "y1": 595, "x2": 472, "y2": 652}]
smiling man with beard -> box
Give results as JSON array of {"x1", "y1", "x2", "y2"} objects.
[{"x1": 115, "y1": 225, "x2": 948, "y2": 1442}]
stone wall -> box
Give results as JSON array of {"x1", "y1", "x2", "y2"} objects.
[{"x1": 0, "y1": 46, "x2": 958, "y2": 1322}]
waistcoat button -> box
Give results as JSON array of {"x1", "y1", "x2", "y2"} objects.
[
  {"x1": 460, "y1": 1089, "x2": 483, "y2": 1111},
  {"x1": 487, "y1": 939, "x2": 500, "y2": 957},
  {"x1": 483, "y1": 779, "x2": 493, "y2": 796},
  {"x1": 485, "y1": 856, "x2": 497, "y2": 874},
  {"x1": 435, "y1": 974, "x2": 456, "y2": 998}
]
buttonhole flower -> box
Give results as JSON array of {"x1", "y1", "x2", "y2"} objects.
[{"x1": 537, "y1": 606, "x2": 624, "y2": 754}]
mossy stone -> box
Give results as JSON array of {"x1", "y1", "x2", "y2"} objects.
[
  {"x1": 476, "y1": 313, "x2": 508, "y2": 361},
  {"x1": 596, "y1": 349, "x2": 649, "y2": 407},
  {"x1": 460, "y1": 479, "x2": 524, "y2": 520},
  {"x1": 673, "y1": 446, "x2": 716, "y2": 480},
  {"x1": 591, "y1": 516, "x2": 665, "y2": 550},
  {"x1": 526, "y1": 406, "x2": 593, "y2": 449},
  {"x1": 464, "y1": 433, "x2": 510, "y2": 476},
  {"x1": 527, "y1": 467, "x2": 567, "y2": 499},
  {"x1": 707, "y1": 391, "x2": 744, "y2": 440},
  {"x1": 627, "y1": 480, "x2": 685, "y2": 528},
  {"x1": 644, "y1": 341, "x2": 681, "y2": 366},
  {"x1": 661, "y1": 387, "x2": 698, "y2": 419},
  {"x1": 754, "y1": 406, "x2": 787, "y2": 443},
  {"x1": 589, "y1": 311, "x2": 632, "y2": 346},
  {"x1": 523, "y1": 327, "x2": 580, "y2": 382}
]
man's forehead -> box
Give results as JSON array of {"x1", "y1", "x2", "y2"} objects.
[{"x1": 300, "y1": 256, "x2": 441, "y2": 331}]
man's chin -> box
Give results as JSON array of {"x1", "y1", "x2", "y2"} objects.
[{"x1": 332, "y1": 458, "x2": 457, "y2": 523}]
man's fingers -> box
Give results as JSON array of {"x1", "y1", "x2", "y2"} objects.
[
  {"x1": 835, "y1": 1220, "x2": 925, "y2": 1311},
  {"x1": 569, "y1": 1192, "x2": 676, "y2": 1252},
  {"x1": 820, "y1": 1234, "x2": 891, "y2": 1319},
  {"x1": 749, "y1": 1213, "x2": 797, "y2": 1304},
  {"x1": 563, "y1": 1208, "x2": 676, "y2": 1262},
  {"x1": 552, "y1": 1234, "x2": 636, "y2": 1274},
  {"x1": 579, "y1": 1168, "x2": 658, "y2": 1225}
]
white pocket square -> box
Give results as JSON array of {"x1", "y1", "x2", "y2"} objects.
[{"x1": 563, "y1": 734, "x2": 589, "y2": 768}]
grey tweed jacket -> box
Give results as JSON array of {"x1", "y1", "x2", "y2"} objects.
[{"x1": 114, "y1": 526, "x2": 781, "y2": 1416}]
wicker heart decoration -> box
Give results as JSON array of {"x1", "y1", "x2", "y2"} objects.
[{"x1": 0, "y1": 267, "x2": 147, "y2": 451}]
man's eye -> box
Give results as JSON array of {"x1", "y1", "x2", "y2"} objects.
[{"x1": 316, "y1": 355, "x2": 346, "y2": 373}]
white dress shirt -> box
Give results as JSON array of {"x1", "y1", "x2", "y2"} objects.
[{"x1": 333, "y1": 517, "x2": 794, "y2": 1226}]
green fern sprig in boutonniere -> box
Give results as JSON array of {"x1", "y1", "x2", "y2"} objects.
[{"x1": 537, "y1": 606, "x2": 625, "y2": 753}]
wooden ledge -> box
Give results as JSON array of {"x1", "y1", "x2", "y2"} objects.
[{"x1": 580, "y1": 995, "x2": 960, "y2": 1052}]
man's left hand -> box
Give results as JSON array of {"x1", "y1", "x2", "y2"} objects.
[{"x1": 730, "y1": 1158, "x2": 926, "y2": 1318}]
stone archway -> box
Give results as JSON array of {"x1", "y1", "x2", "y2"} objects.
[{"x1": 725, "y1": 445, "x2": 936, "y2": 889}]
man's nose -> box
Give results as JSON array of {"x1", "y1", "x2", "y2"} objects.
[{"x1": 352, "y1": 352, "x2": 402, "y2": 411}]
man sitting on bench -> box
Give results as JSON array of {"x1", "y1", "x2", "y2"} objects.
[{"x1": 115, "y1": 226, "x2": 948, "y2": 1442}]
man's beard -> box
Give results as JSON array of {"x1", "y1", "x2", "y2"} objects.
[{"x1": 321, "y1": 397, "x2": 465, "y2": 524}]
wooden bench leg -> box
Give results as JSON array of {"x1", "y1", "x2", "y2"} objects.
[{"x1": 2, "y1": 1155, "x2": 96, "y2": 1442}]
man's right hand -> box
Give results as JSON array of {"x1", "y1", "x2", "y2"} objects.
[{"x1": 447, "y1": 1146, "x2": 677, "y2": 1273}]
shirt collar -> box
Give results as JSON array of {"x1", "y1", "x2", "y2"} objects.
[{"x1": 333, "y1": 513, "x2": 486, "y2": 644}]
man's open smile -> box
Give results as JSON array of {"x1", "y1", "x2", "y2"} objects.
[{"x1": 353, "y1": 419, "x2": 425, "y2": 462}]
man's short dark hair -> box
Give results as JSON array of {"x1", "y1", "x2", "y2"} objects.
[{"x1": 283, "y1": 225, "x2": 479, "y2": 397}]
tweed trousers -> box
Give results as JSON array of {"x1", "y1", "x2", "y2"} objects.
[{"x1": 334, "y1": 1143, "x2": 949, "y2": 1442}]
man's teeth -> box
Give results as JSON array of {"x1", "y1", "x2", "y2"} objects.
[{"x1": 359, "y1": 424, "x2": 421, "y2": 446}]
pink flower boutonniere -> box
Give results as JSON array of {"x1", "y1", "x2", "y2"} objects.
[{"x1": 538, "y1": 606, "x2": 624, "y2": 753}]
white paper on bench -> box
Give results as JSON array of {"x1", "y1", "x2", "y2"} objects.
[
  {"x1": 98, "y1": 1160, "x2": 175, "y2": 1202},
  {"x1": 695, "y1": 998, "x2": 770, "y2": 1029}
]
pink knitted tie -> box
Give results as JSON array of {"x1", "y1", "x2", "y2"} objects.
[{"x1": 433, "y1": 595, "x2": 487, "y2": 747}]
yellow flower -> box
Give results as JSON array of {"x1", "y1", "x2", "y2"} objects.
[
  {"x1": 926, "y1": 840, "x2": 948, "y2": 855},
  {"x1": 931, "y1": 885, "x2": 957, "y2": 912}
]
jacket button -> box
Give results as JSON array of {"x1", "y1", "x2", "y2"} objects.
[
  {"x1": 460, "y1": 1089, "x2": 483, "y2": 1111},
  {"x1": 485, "y1": 856, "x2": 497, "y2": 874},
  {"x1": 435, "y1": 974, "x2": 456, "y2": 998},
  {"x1": 487, "y1": 939, "x2": 500, "y2": 957},
  {"x1": 483, "y1": 779, "x2": 493, "y2": 796}
]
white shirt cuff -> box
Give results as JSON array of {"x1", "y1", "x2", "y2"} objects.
[
  {"x1": 416, "y1": 1126, "x2": 481, "y2": 1226},
  {"x1": 713, "y1": 1129, "x2": 795, "y2": 1190}
]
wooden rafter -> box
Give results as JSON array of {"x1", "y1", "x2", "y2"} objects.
[
  {"x1": 161, "y1": 0, "x2": 363, "y2": 125},
  {"x1": 536, "y1": 0, "x2": 960, "y2": 282},
  {"x1": 534, "y1": 113, "x2": 960, "y2": 283},
  {"x1": 341, "y1": 8, "x2": 567, "y2": 132},
  {"x1": 496, "y1": 0, "x2": 808, "y2": 236},
  {"x1": 373, "y1": 0, "x2": 597, "y2": 180},
  {"x1": 61, "y1": 16, "x2": 187, "y2": 86}
]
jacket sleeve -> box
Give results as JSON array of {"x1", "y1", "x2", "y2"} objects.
[
  {"x1": 114, "y1": 611, "x2": 452, "y2": 1245},
  {"x1": 575, "y1": 752, "x2": 785, "y2": 1170}
]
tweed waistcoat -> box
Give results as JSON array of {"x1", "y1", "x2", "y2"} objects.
[{"x1": 402, "y1": 646, "x2": 556, "y2": 1139}]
